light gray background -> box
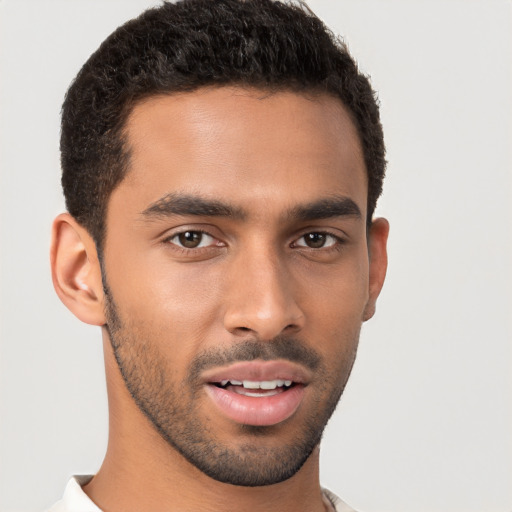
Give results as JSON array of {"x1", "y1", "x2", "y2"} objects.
[{"x1": 1, "y1": 1, "x2": 511, "y2": 511}]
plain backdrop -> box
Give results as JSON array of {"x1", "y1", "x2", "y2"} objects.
[{"x1": 1, "y1": 1, "x2": 511, "y2": 511}]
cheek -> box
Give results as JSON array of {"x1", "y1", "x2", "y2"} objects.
[
  {"x1": 297, "y1": 254, "x2": 370, "y2": 322},
  {"x1": 113, "y1": 256, "x2": 226, "y2": 340},
  {"x1": 294, "y1": 253, "x2": 369, "y2": 359}
]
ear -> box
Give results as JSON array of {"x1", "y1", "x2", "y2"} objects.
[
  {"x1": 363, "y1": 217, "x2": 389, "y2": 321},
  {"x1": 50, "y1": 213, "x2": 106, "y2": 326}
]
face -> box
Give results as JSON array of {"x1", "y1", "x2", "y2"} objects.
[{"x1": 101, "y1": 87, "x2": 380, "y2": 486}]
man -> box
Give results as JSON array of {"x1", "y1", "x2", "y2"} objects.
[{"x1": 49, "y1": 0, "x2": 388, "y2": 510}]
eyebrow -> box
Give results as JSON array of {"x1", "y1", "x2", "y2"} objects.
[
  {"x1": 141, "y1": 192, "x2": 362, "y2": 223},
  {"x1": 286, "y1": 196, "x2": 362, "y2": 222},
  {"x1": 141, "y1": 193, "x2": 246, "y2": 220}
]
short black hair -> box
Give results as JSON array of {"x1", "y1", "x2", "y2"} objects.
[{"x1": 61, "y1": 0, "x2": 385, "y2": 248}]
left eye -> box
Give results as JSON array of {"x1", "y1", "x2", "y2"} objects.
[
  {"x1": 294, "y1": 232, "x2": 338, "y2": 249},
  {"x1": 168, "y1": 231, "x2": 216, "y2": 249}
]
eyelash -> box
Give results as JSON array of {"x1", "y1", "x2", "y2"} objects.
[
  {"x1": 162, "y1": 229, "x2": 345, "y2": 253},
  {"x1": 162, "y1": 229, "x2": 224, "y2": 253},
  {"x1": 291, "y1": 232, "x2": 345, "y2": 250}
]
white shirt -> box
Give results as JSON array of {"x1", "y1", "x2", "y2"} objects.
[{"x1": 47, "y1": 476, "x2": 358, "y2": 512}]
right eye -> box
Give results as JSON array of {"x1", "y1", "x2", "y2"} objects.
[{"x1": 166, "y1": 230, "x2": 216, "y2": 249}]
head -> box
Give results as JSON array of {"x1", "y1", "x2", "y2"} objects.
[
  {"x1": 60, "y1": 0, "x2": 385, "y2": 252},
  {"x1": 52, "y1": 0, "x2": 388, "y2": 489}
]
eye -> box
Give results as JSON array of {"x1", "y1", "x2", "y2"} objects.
[
  {"x1": 294, "y1": 232, "x2": 339, "y2": 249},
  {"x1": 167, "y1": 230, "x2": 216, "y2": 249}
]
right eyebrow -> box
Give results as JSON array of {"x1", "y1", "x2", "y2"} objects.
[{"x1": 140, "y1": 192, "x2": 247, "y2": 220}]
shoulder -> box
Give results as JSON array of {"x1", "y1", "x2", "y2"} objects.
[
  {"x1": 46, "y1": 476, "x2": 101, "y2": 512},
  {"x1": 322, "y1": 487, "x2": 360, "y2": 512}
]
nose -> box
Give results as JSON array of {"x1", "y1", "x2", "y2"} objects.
[{"x1": 223, "y1": 245, "x2": 305, "y2": 340}]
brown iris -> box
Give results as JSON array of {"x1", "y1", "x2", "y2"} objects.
[
  {"x1": 304, "y1": 233, "x2": 327, "y2": 248},
  {"x1": 178, "y1": 231, "x2": 203, "y2": 248}
]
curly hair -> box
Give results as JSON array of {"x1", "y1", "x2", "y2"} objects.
[{"x1": 61, "y1": 0, "x2": 385, "y2": 248}]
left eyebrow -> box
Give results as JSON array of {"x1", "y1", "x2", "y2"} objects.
[{"x1": 286, "y1": 195, "x2": 362, "y2": 222}]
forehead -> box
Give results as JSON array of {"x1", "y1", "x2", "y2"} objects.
[{"x1": 117, "y1": 86, "x2": 367, "y2": 218}]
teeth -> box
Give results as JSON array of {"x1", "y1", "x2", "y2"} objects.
[
  {"x1": 236, "y1": 389, "x2": 280, "y2": 397},
  {"x1": 217, "y1": 379, "x2": 294, "y2": 389},
  {"x1": 242, "y1": 380, "x2": 261, "y2": 389}
]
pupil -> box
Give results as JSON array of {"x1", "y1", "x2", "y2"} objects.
[
  {"x1": 306, "y1": 233, "x2": 325, "y2": 248},
  {"x1": 179, "y1": 231, "x2": 202, "y2": 248}
]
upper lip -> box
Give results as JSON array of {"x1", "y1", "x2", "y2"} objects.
[{"x1": 201, "y1": 360, "x2": 311, "y2": 385}]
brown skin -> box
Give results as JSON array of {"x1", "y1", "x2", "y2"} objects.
[{"x1": 51, "y1": 87, "x2": 389, "y2": 512}]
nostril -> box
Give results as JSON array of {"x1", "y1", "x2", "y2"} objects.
[
  {"x1": 283, "y1": 323, "x2": 300, "y2": 333},
  {"x1": 224, "y1": 301, "x2": 305, "y2": 339}
]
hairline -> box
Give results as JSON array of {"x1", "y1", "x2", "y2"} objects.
[{"x1": 93, "y1": 83, "x2": 371, "y2": 254}]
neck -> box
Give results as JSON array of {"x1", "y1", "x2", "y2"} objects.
[{"x1": 82, "y1": 337, "x2": 327, "y2": 512}]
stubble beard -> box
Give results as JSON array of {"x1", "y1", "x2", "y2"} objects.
[{"x1": 103, "y1": 282, "x2": 358, "y2": 487}]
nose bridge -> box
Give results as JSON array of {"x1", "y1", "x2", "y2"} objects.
[{"x1": 223, "y1": 237, "x2": 304, "y2": 339}]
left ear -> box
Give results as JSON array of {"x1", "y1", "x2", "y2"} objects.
[{"x1": 363, "y1": 217, "x2": 389, "y2": 321}]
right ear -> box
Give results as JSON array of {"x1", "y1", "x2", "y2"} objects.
[{"x1": 50, "y1": 213, "x2": 106, "y2": 326}]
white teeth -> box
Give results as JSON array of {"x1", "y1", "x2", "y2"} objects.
[
  {"x1": 218, "y1": 379, "x2": 294, "y2": 389},
  {"x1": 242, "y1": 380, "x2": 292, "y2": 389},
  {"x1": 236, "y1": 389, "x2": 280, "y2": 397},
  {"x1": 242, "y1": 380, "x2": 261, "y2": 389}
]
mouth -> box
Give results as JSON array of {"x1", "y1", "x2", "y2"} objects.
[
  {"x1": 202, "y1": 361, "x2": 309, "y2": 427},
  {"x1": 213, "y1": 378, "x2": 295, "y2": 397}
]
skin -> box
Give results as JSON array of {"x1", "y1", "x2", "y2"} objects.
[{"x1": 51, "y1": 87, "x2": 388, "y2": 512}]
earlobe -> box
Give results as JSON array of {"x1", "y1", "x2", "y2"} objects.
[
  {"x1": 50, "y1": 213, "x2": 106, "y2": 326},
  {"x1": 363, "y1": 217, "x2": 389, "y2": 321}
]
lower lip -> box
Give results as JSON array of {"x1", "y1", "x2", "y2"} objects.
[{"x1": 205, "y1": 384, "x2": 305, "y2": 426}]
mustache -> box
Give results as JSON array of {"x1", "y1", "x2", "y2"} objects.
[{"x1": 187, "y1": 336, "x2": 322, "y2": 383}]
